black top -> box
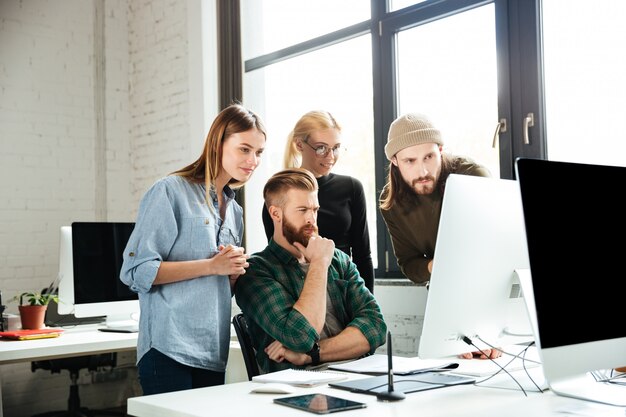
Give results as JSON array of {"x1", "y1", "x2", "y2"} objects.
[{"x1": 262, "y1": 173, "x2": 375, "y2": 292}]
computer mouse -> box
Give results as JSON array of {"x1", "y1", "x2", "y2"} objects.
[{"x1": 249, "y1": 383, "x2": 296, "y2": 394}]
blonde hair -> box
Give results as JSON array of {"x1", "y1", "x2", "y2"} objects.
[
  {"x1": 283, "y1": 110, "x2": 341, "y2": 168},
  {"x1": 172, "y1": 103, "x2": 266, "y2": 205},
  {"x1": 263, "y1": 168, "x2": 318, "y2": 210}
]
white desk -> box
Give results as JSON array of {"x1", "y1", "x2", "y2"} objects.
[
  {"x1": 127, "y1": 371, "x2": 626, "y2": 417},
  {"x1": 0, "y1": 325, "x2": 138, "y2": 417},
  {"x1": 0, "y1": 325, "x2": 246, "y2": 417},
  {"x1": 0, "y1": 326, "x2": 138, "y2": 365}
]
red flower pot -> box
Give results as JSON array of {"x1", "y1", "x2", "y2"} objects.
[{"x1": 18, "y1": 305, "x2": 48, "y2": 330}]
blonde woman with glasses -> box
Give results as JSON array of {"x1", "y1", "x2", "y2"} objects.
[{"x1": 261, "y1": 110, "x2": 374, "y2": 293}]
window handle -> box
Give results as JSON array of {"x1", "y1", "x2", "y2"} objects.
[
  {"x1": 492, "y1": 118, "x2": 507, "y2": 148},
  {"x1": 523, "y1": 113, "x2": 534, "y2": 145}
]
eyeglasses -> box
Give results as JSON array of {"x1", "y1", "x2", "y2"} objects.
[{"x1": 303, "y1": 140, "x2": 343, "y2": 157}]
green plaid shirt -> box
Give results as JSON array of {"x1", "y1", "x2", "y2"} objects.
[{"x1": 235, "y1": 239, "x2": 387, "y2": 374}]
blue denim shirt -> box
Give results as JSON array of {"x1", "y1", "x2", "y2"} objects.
[{"x1": 120, "y1": 175, "x2": 243, "y2": 372}]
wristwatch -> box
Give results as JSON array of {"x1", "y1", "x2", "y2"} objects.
[{"x1": 306, "y1": 342, "x2": 320, "y2": 366}]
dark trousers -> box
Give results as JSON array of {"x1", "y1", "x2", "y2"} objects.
[{"x1": 138, "y1": 348, "x2": 225, "y2": 395}]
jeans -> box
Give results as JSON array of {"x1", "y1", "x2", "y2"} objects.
[{"x1": 138, "y1": 348, "x2": 225, "y2": 395}]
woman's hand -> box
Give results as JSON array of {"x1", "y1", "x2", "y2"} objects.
[{"x1": 211, "y1": 244, "x2": 249, "y2": 276}]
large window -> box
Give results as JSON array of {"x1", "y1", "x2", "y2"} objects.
[
  {"x1": 240, "y1": 0, "x2": 523, "y2": 277},
  {"x1": 241, "y1": 1, "x2": 376, "y2": 259},
  {"x1": 239, "y1": 1, "x2": 563, "y2": 279},
  {"x1": 542, "y1": 0, "x2": 626, "y2": 166},
  {"x1": 396, "y1": 3, "x2": 500, "y2": 178}
]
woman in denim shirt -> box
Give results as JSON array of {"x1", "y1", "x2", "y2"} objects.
[{"x1": 120, "y1": 104, "x2": 266, "y2": 395}]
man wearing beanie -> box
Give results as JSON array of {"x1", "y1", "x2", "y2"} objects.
[{"x1": 379, "y1": 113, "x2": 490, "y2": 285}]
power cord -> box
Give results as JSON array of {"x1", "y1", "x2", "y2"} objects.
[
  {"x1": 476, "y1": 336, "x2": 543, "y2": 394},
  {"x1": 590, "y1": 369, "x2": 626, "y2": 386},
  {"x1": 474, "y1": 336, "x2": 544, "y2": 393},
  {"x1": 476, "y1": 336, "x2": 540, "y2": 364},
  {"x1": 461, "y1": 335, "x2": 528, "y2": 396},
  {"x1": 608, "y1": 373, "x2": 626, "y2": 386}
]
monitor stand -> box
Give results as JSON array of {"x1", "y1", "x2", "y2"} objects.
[
  {"x1": 549, "y1": 372, "x2": 626, "y2": 407},
  {"x1": 101, "y1": 314, "x2": 139, "y2": 333}
]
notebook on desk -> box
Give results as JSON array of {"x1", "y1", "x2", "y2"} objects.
[
  {"x1": 328, "y1": 353, "x2": 457, "y2": 375},
  {"x1": 0, "y1": 328, "x2": 64, "y2": 340},
  {"x1": 252, "y1": 368, "x2": 347, "y2": 387}
]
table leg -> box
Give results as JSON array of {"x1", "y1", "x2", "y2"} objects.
[{"x1": 0, "y1": 367, "x2": 4, "y2": 417}]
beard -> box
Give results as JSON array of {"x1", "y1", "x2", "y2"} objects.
[
  {"x1": 283, "y1": 217, "x2": 318, "y2": 247},
  {"x1": 410, "y1": 174, "x2": 437, "y2": 195}
]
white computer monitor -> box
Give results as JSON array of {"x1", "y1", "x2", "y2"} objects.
[
  {"x1": 57, "y1": 225, "x2": 75, "y2": 315},
  {"x1": 57, "y1": 222, "x2": 139, "y2": 329},
  {"x1": 418, "y1": 174, "x2": 534, "y2": 359},
  {"x1": 516, "y1": 158, "x2": 626, "y2": 406}
]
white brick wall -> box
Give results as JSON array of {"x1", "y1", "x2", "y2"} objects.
[
  {"x1": 128, "y1": 0, "x2": 194, "y2": 203},
  {"x1": 0, "y1": 0, "x2": 101, "y2": 307},
  {"x1": 0, "y1": 0, "x2": 215, "y2": 415}
]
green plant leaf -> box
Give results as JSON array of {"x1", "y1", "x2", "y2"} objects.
[{"x1": 13, "y1": 291, "x2": 59, "y2": 306}]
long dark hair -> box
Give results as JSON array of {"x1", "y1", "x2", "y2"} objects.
[{"x1": 379, "y1": 154, "x2": 459, "y2": 210}]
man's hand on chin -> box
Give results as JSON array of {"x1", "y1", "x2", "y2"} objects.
[{"x1": 293, "y1": 235, "x2": 334, "y2": 265}]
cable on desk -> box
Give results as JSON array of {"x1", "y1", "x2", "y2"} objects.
[
  {"x1": 475, "y1": 336, "x2": 544, "y2": 393},
  {"x1": 476, "y1": 336, "x2": 541, "y2": 365},
  {"x1": 461, "y1": 335, "x2": 528, "y2": 396},
  {"x1": 590, "y1": 369, "x2": 626, "y2": 386}
]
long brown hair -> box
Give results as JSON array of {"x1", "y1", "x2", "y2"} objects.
[
  {"x1": 172, "y1": 103, "x2": 266, "y2": 201},
  {"x1": 379, "y1": 153, "x2": 459, "y2": 210}
]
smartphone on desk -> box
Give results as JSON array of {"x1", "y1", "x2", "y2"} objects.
[{"x1": 274, "y1": 394, "x2": 366, "y2": 414}]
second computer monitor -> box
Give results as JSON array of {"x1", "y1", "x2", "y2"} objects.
[
  {"x1": 516, "y1": 158, "x2": 626, "y2": 406},
  {"x1": 418, "y1": 174, "x2": 534, "y2": 359},
  {"x1": 57, "y1": 222, "x2": 138, "y2": 328}
]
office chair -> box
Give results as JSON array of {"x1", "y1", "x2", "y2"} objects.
[
  {"x1": 31, "y1": 353, "x2": 125, "y2": 417},
  {"x1": 232, "y1": 313, "x2": 260, "y2": 380}
]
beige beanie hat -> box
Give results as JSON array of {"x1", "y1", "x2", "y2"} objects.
[{"x1": 384, "y1": 113, "x2": 443, "y2": 160}]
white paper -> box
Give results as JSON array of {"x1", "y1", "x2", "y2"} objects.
[
  {"x1": 251, "y1": 368, "x2": 347, "y2": 386},
  {"x1": 328, "y1": 354, "x2": 457, "y2": 375}
]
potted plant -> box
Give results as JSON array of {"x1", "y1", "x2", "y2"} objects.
[{"x1": 14, "y1": 291, "x2": 59, "y2": 330}]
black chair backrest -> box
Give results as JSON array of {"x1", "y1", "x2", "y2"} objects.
[{"x1": 232, "y1": 313, "x2": 260, "y2": 380}]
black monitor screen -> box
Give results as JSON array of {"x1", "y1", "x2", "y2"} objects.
[
  {"x1": 516, "y1": 158, "x2": 626, "y2": 348},
  {"x1": 71, "y1": 222, "x2": 137, "y2": 304}
]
